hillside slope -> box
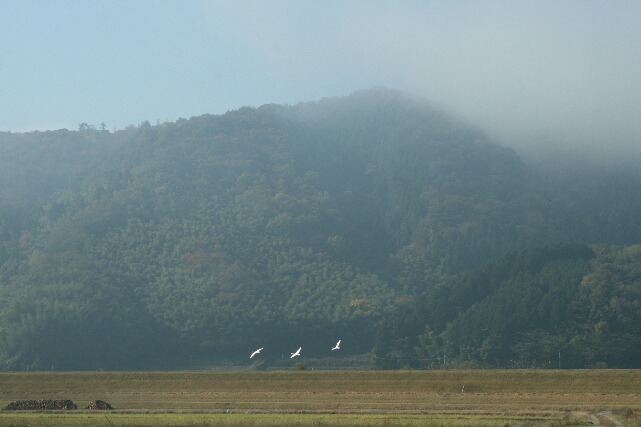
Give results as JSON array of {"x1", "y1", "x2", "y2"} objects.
[
  {"x1": 374, "y1": 243, "x2": 641, "y2": 369},
  {"x1": 1, "y1": 88, "x2": 640, "y2": 369}
]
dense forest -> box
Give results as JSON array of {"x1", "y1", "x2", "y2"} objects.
[{"x1": 1, "y1": 88, "x2": 640, "y2": 370}]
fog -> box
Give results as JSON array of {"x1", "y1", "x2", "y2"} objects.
[
  {"x1": 3, "y1": 1, "x2": 641, "y2": 159},
  {"x1": 211, "y1": 1, "x2": 641, "y2": 159}
]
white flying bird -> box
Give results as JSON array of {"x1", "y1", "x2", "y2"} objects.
[
  {"x1": 290, "y1": 347, "x2": 301, "y2": 358},
  {"x1": 250, "y1": 348, "x2": 263, "y2": 358},
  {"x1": 331, "y1": 340, "x2": 341, "y2": 351}
]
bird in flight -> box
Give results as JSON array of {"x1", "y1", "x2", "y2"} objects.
[
  {"x1": 332, "y1": 340, "x2": 341, "y2": 351},
  {"x1": 250, "y1": 348, "x2": 263, "y2": 358},
  {"x1": 290, "y1": 347, "x2": 302, "y2": 358}
]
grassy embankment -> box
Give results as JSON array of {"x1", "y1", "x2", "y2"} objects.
[{"x1": 1, "y1": 370, "x2": 640, "y2": 426}]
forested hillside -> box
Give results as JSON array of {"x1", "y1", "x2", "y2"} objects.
[
  {"x1": 1, "y1": 88, "x2": 640, "y2": 369},
  {"x1": 374, "y1": 243, "x2": 641, "y2": 369}
]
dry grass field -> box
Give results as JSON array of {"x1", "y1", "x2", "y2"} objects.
[{"x1": 1, "y1": 370, "x2": 640, "y2": 426}]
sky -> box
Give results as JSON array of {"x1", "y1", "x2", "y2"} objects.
[{"x1": 1, "y1": 0, "x2": 641, "y2": 154}]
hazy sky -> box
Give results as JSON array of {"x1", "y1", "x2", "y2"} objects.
[{"x1": 2, "y1": 0, "x2": 640, "y2": 153}]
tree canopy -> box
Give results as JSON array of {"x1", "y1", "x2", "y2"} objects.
[{"x1": 1, "y1": 88, "x2": 640, "y2": 369}]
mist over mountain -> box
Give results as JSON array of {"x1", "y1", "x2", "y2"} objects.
[{"x1": 1, "y1": 88, "x2": 640, "y2": 370}]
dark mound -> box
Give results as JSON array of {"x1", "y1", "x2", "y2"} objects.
[
  {"x1": 85, "y1": 400, "x2": 113, "y2": 410},
  {"x1": 3, "y1": 399, "x2": 77, "y2": 410}
]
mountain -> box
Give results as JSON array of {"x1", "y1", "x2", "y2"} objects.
[{"x1": 1, "y1": 88, "x2": 640, "y2": 369}]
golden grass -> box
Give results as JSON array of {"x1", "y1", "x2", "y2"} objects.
[{"x1": 1, "y1": 370, "x2": 640, "y2": 426}]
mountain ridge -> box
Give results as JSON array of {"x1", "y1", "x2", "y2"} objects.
[{"x1": 1, "y1": 88, "x2": 640, "y2": 369}]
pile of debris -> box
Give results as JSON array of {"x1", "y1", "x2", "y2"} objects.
[
  {"x1": 3, "y1": 399, "x2": 77, "y2": 410},
  {"x1": 85, "y1": 400, "x2": 113, "y2": 410}
]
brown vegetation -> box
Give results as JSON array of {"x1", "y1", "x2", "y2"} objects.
[{"x1": 1, "y1": 370, "x2": 640, "y2": 415}]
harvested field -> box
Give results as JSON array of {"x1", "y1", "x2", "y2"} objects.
[{"x1": 1, "y1": 370, "x2": 640, "y2": 426}]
